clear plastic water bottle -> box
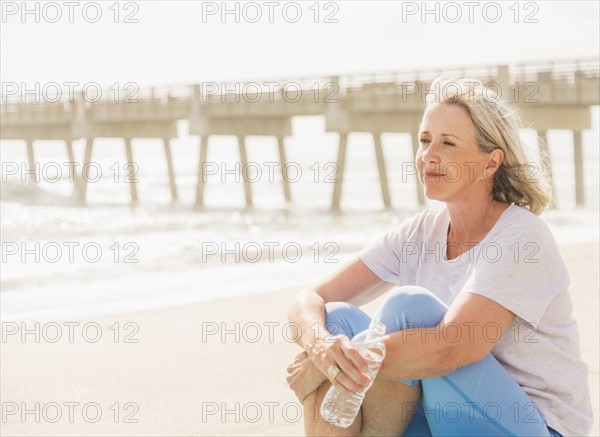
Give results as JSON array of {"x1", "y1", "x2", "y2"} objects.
[{"x1": 320, "y1": 320, "x2": 386, "y2": 428}]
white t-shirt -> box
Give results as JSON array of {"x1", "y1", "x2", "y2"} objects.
[{"x1": 358, "y1": 205, "x2": 593, "y2": 436}]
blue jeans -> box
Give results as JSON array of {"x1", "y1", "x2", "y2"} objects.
[{"x1": 325, "y1": 286, "x2": 562, "y2": 436}]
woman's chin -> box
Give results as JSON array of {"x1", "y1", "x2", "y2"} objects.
[{"x1": 423, "y1": 189, "x2": 445, "y2": 202}]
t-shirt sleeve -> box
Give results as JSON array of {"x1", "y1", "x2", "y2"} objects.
[
  {"x1": 357, "y1": 212, "x2": 428, "y2": 284},
  {"x1": 462, "y1": 225, "x2": 569, "y2": 326},
  {"x1": 357, "y1": 227, "x2": 403, "y2": 283}
]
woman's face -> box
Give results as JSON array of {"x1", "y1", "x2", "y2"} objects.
[{"x1": 416, "y1": 102, "x2": 500, "y2": 203}]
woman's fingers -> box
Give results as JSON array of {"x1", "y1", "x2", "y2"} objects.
[
  {"x1": 287, "y1": 332, "x2": 377, "y2": 401},
  {"x1": 333, "y1": 354, "x2": 371, "y2": 390},
  {"x1": 293, "y1": 351, "x2": 308, "y2": 363},
  {"x1": 286, "y1": 352, "x2": 329, "y2": 402},
  {"x1": 287, "y1": 351, "x2": 309, "y2": 373},
  {"x1": 332, "y1": 371, "x2": 367, "y2": 396},
  {"x1": 327, "y1": 336, "x2": 371, "y2": 391},
  {"x1": 338, "y1": 336, "x2": 370, "y2": 373},
  {"x1": 305, "y1": 334, "x2": 373, "y2": 394}
]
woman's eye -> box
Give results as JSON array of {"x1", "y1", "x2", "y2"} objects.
[
  {"x1": 444, "y1": 141, "x2": 455, "y2": 146},
  {"x1": 419, "y1": 139, "x2": 430, "y2": 144}
]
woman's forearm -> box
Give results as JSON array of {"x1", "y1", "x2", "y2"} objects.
[
  {"x1": 287, "y1": 287, "x2": 329, "y2": 351},
  {"x1": 378, "y1": 326, "x2": 459, "y2": 381},
  {"x1": 287, "y1": 286, "x2": 375, "y2": 394}
]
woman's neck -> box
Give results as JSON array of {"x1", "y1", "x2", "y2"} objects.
[{"x1": 446, "y1": 198, "x2": 510, "y2": 244}]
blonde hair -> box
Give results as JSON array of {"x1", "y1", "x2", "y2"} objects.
[{"x1": 424, "y1": 78, "x2": 552, "y2": 215}]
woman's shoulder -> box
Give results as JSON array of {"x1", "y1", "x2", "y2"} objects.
[
  {"x1": 490, "y1": 205, "x2": 562, "y2": 259},
  {"x1": 497, "y1": 204, "x2": 555, "y2": 239}
]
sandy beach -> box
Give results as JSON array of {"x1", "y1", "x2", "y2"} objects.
[{"x1": 1, "y1": 242, "x2": 598, "y2": 436}]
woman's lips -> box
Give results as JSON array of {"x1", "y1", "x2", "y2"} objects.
[{"x1": 424, "y1": 172, "x2": 445, "y2": 180}]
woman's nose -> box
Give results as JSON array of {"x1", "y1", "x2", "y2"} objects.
[{"x1": 421, "y1": 141, "x2": 440, "y2": 163}]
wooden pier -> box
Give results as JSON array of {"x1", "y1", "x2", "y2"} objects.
[{"x1": 1, "y1": 60, "x2": 598, "y2": 209}]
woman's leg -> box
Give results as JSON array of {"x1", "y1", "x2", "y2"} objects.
[
  {"x1": 302, "y1": 302, "x2": 421, "y2": 436},
  {"x1": 377, "y1": 286, "x2": 553, "y2": 437},
  {"x1": 373, "y1": 286, "x2": 448, "y2": 436},
  {"x1": 422, "y1": 355, "x2": 551, "y2": 436}
]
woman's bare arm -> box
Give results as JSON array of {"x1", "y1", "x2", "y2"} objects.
[
  {"x1": 286, "y1": 257, "x2": 395, "y2": 394},
  {"x1": 378, "y1": 292, "x2": 516, "y2": 381},
  {"x1": 287, "y1": 256, "x2": 395, "y2": 350}
]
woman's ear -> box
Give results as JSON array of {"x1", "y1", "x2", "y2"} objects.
[{"x1": 483, "y1": 148, "x2": 504, "y2": 180}]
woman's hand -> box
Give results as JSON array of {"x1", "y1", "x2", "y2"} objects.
[
  {"x1": 306, "y1": 334, "x2": 373, "y2": 396},
  {"x1": 286, "y1": 351, "x2": 328, "y2": 402}
]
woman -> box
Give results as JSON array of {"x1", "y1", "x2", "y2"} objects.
[{"x1": 286, "y1": 78, "x2": 593, "y2": 436}]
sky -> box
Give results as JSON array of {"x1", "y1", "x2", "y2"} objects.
[{"x1": 1, "y1": 0, "x2": 599, "y2": 88}]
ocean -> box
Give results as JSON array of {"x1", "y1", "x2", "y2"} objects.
[{"x1": 1, "y1": 114, "x2": 599, "y2": 321}]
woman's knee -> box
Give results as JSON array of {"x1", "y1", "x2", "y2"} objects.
[
  {"x1": 324, "y1": 302, "x2": 371, "y2": 339},
  {"x1": 375, "y1": 286, "x2": 448, "y2": 333}
]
